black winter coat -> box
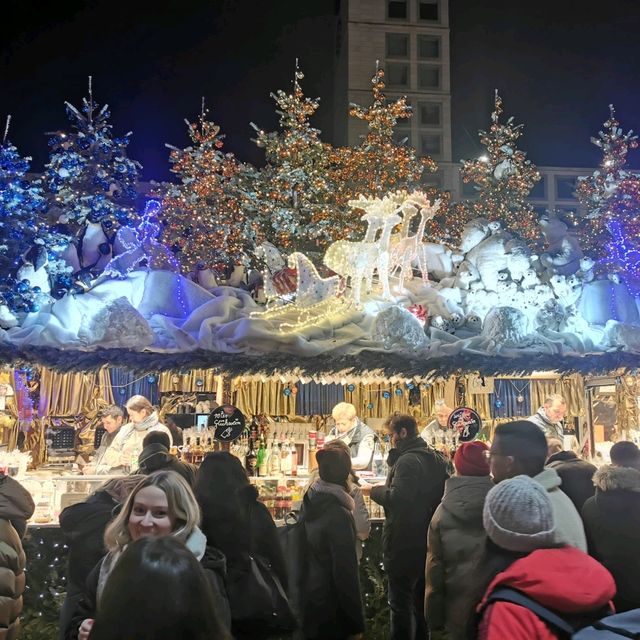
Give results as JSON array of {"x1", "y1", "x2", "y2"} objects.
[
  {"x1": 65, "y1": 531, "x2": 231, "y2": 640},
  {"x1": 546, "y1": 451, "x2": 597, "y2": 511},
  {"x1": 371, "y1": 436, "x2": 448, "y2": 577},
  {"x1": 300, "y1": 489, "x2": 365, "y2": 640},
  {"x1": 582, "y1": 464, "x2": 640, "y2": 612},
  {"x1": 59, "y1": 491, "x2": 118, "y2": 594},
  {"x1": 201, "y1": 484, "x2": 288, "y2": 592}
]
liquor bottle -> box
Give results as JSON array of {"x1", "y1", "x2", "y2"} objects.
[
  {"x1": 281, "y1": 434, "x2": 292, "y2": 476},
  {"x1": 257, "y1": 437, "x2": 267, "y2": 477},
  {"x1": 269, "y1": 440, "x2": 281, "y2": 476},
  {"x1": 245, "y1": 438, "x2": 258, "y2": 477},
  {"x1": 372, "y1": 440, "x2": 384, "y2": 477},
  {"x1": 290, "y1": 441, "x2": 298, "y2": 476}
]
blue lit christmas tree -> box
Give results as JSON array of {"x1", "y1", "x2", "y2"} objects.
[
  {"x1": 44, "y1": 77, "x2": 142, "y2": 292},
  {"x1": 0, "y1": 116, "x2": 50, "y2": 318}
]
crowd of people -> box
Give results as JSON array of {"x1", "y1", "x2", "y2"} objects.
[{"x1": 0, "y1": 393, "x2": 637, "y2": 639}]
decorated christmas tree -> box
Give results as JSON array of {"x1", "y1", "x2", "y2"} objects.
[
  {"x1": 450, "y1": 91, "x2": 541, "y2": 244},
  {"x1": 575, "y1": 105, "x2": 640, "y2": 288},
  {"x1": 161, "y1": 105, "x2": 245, "y2": 273},
  {"x1": 0, "y1": 117, "x2": 50, "y2": 315},
  {"x1": 239, "y1": 61, "x2": 336, "y2": 252},
  {"x1": 44, "y1": 77, "x2": 141, "y2": 281},
  {"x1": 330, "y1": 65, "x2": 436, "y2": 233}
]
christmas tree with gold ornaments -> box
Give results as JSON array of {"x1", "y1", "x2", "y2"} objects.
[
  {"x1": 160, "y1": 106, "x2": 246, "y2": 273},
  {"x1": 330, "y1": 65, "x2": 437, "y2": 236},
  {"x1": 239, "y1": 61, "x2": 335, "y2": 253},
  {"x1": 448, "y1": 91, "x2": 541, "y2": 244}
]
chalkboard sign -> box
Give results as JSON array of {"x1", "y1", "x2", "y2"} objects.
[
  {"x1": 208, "y1": 405, "x2": 246, "y2": 442},
  {"x1": 448, "y1": 407, "x2": 481, "y2": 442}
]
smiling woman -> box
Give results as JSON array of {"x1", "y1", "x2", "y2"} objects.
[{"x1": 63, "y1": 471, "x2": 231, "y2": 640}]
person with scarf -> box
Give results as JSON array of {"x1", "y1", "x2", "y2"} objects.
[
  {"x1": 65, "y1": 471, "x2": 230, "y2": 640},
  {"x1": 300, "y1": 445, "x2": 365, "y2": 639},
  {"x1": 98, "y1": 395, "x2": 172, "y2": 473}
]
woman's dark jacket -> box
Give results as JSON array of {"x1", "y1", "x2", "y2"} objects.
[
  {"x1": 582, "y1": 463, "x2": 640, "y2": 612},
  {"x1": 300, "y1": 489, "x2": 365, "y2": 640},
  {"x1": 546, "y1": 451, "x2": 597, "y2": 511}
]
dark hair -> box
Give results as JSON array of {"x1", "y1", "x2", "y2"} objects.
[
  {"x1": 142, "y1": 430, "x2": 171, "y2": 449},
  {"x1": 610, "y1": 441, "x2": 640, "y2": 469},
  {"x1": 90, "y1": 537, "x2": 229, "y2": 640},
  {"x1": 164, "y1": 416, "x2": 184, "y2": 447},
  {"x1": 494, "y1": 420, "x2": 548, "y2": 476},
  {"x1": 101, "y1": 405, "x2": 125, "y2": 420},
  {"x1": 195, "y1": 452, "x2": 251, "y2": 545},
  {"x1": 385, "y1": 414, "x2": 418, "y2": 437}
]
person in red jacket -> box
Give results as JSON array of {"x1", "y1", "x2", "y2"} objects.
[{"x1": 477, "y1": 475, "x2": 615, "y2": 640}]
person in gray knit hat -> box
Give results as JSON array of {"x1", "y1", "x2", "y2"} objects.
[
  {"x1": 483, "y1": 475, "x2": 555, "y2": 552},
  {"x1": 475, "y1": 475, "x2": 616, "y2": 640}
]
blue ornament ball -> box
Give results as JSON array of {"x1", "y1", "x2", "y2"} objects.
[
  {"x1": 147, "y1": 375, "x2": 157, "y2": 384},
  {"x1": 382, "y1": 391, "x2": 391, "y2": 399},
  {"x1": 494, "y1": 398, "x2": 504, "y2": 409},
  {"x1": 118, "y1": 388, "x2": 126, "y2": 396},
  {"x1": 407, "y1": 383, "x2": 415, "y2": 390},
  {"x1": 347, "y1": 384, "x2": 355, "y2": 392},
  {"x1": 195, "y1": 378, "x2": 204, "y2": 387},
  {"x1": 283, "y1": 387, "x2": 292, "y2": 397},
  {"x1": 395, "y1": 388, "x2": 403, "y2": 396},
  {"x1": 366, "y1": 402, "x2": 374, "y2": 410}
]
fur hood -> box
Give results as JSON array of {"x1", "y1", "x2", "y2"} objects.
[{"x1": 593, "y1": 465, "x2": 640, "y2": 493}]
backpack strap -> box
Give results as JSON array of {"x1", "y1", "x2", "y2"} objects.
[{"x1": 485, "y1": 587, "x2": 575, "y2": 637}]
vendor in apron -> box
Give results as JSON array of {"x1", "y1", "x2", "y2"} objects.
[{"x1": 328, "y1": 402, "x2": 376, "y2": 471}]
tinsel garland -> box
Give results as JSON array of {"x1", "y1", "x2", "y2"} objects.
[{"x1": 0, "y1": 343, "x2": 637, "y2": 377}]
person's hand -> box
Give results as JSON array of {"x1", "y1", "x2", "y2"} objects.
[
  {"x1": 79, "y1": 618, "x2": 94, "y2": 640},
  {"x1": 82, "y1": 464, "x2": 96, "y2": 476}
]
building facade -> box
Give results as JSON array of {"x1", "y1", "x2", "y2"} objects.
[{"x1": 334, "y1": 0, "x2": 591, "y2": 216}]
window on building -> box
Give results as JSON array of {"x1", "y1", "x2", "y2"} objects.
[
  {"x1": 388, "y1": 0, "x2": 407, "y2": 19},
  {"x1": 418, "y1": 35, "x2": 440, "y2": 59},
  {"x1": 532, "y1": 205, "x2": 549, "y2": 218},
  {"x1": 394, "y1": 126, "x2": 412, "y2": 146},
  {"x1": 419, "y1": 101, "x2": 441, "y2": 126},
  {"x1": 418, "y1": 64, "x2": 440, "y2": 89},
  {"x1": 555, "y1": 175, "x2": 578, "y2": 200},
  {"x1": 418, "y1": 0, "x2": 438, "y2": 21},
  {"x1": 421, "y1": 133, "x2": 442, "y2": 157},
  {"x1": 387, "y1": 62, "x2": 410, "y2": 88},
  {"x1": 421, "y1": 170, "x2": 443, "y2": 189},
  {"x1": 386, "y1": 33, "x2": 409, "y2": 58},
  {"x1": 528, "y1": 176, "x2": 546, "y2": 199}
]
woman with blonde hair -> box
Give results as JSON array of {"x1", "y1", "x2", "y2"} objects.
[
  {"x1": 65, "y1": 471, "x2": 230, "y2": 640},
  {"x1": 99, "y1": 395, "x2": 172, "y2": 473}
]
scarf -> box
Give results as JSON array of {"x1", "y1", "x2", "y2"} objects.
[{"x1": 308, "y1": 478, "x2": 355, "y2": 512}]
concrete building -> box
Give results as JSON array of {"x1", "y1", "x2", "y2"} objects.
[{"x1": 334, "y1": 0, "x2": 591, "y2": 215}]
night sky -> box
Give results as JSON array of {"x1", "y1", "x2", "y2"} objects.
[{"x1": 3, "y1": 0, "x2": 640, "y2": 182}]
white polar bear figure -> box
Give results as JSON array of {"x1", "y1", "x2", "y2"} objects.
[
  {"x1": 459, "y1": 219, "x2": 514, "y2": 292},
  {"x1": 416, "y1": 242, "x2": 459, "y2": 281},
  {"x1": 538, "y1": 214, "x2": 583, "y2": 276}
]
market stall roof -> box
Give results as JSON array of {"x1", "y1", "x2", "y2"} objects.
[{"x1": 0, "y1": 343, "x2": 637, "y2": 378}]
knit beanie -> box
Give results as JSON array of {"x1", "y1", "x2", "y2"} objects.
[
  {"x1": 138, "y1": 443, "x2": 171, "y2": 473},
  {"x1": 454, "y1": 441, "x2": 490, "y2": 476},
  {"x1": 316, "y1": 446, "x2": 352, "y2": 486},
  {"x1": 483, "y1": 475, "x2": 556, "y2": 553}
]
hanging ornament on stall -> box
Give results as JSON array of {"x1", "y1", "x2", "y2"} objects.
[
  {"x1": 283, "y1": 387, "x2": 292, "y2": 397},
  {"x1": 147, "y1": 374, "x2": 157, "y2": 384},
  {"x1": 394, "y1": 388, "x2": 403, "y2": 396},
  {"x1": 367, "y1": 402, "x2": 374, "y2": 410},
  {"x1": 195, "y1": 378, "x2": 204, "y2": 387},
  {"x1": 448, "y1": 407, "x2": 481, "y2": 442},
  {"x1": 510, "y1": 380, "x2": 527, "y2": 404},
  {"x1": 382, "y1": 390, "x2": 391, "y2": 399},
  {"x1": 347, "y1": 384, "x2": 356, "y2": 392}
]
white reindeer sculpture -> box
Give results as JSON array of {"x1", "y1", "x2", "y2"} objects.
[
  {"x1": 324, "y1": 203, "x2": 401, "y2": 303},
  {"x1": 287, "y1": 252, "x2": 343, "y2": 307},
  {"x1": 390, "y1": 195, "x2": 442, "y2": 288}
]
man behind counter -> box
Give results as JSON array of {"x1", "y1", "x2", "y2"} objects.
[
  {"x1": 328, "y1": 402, "x2": 377, "y2": 471},
  {"x1": 81, "y1": 406, "x2": 125, "y2": 474}
]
